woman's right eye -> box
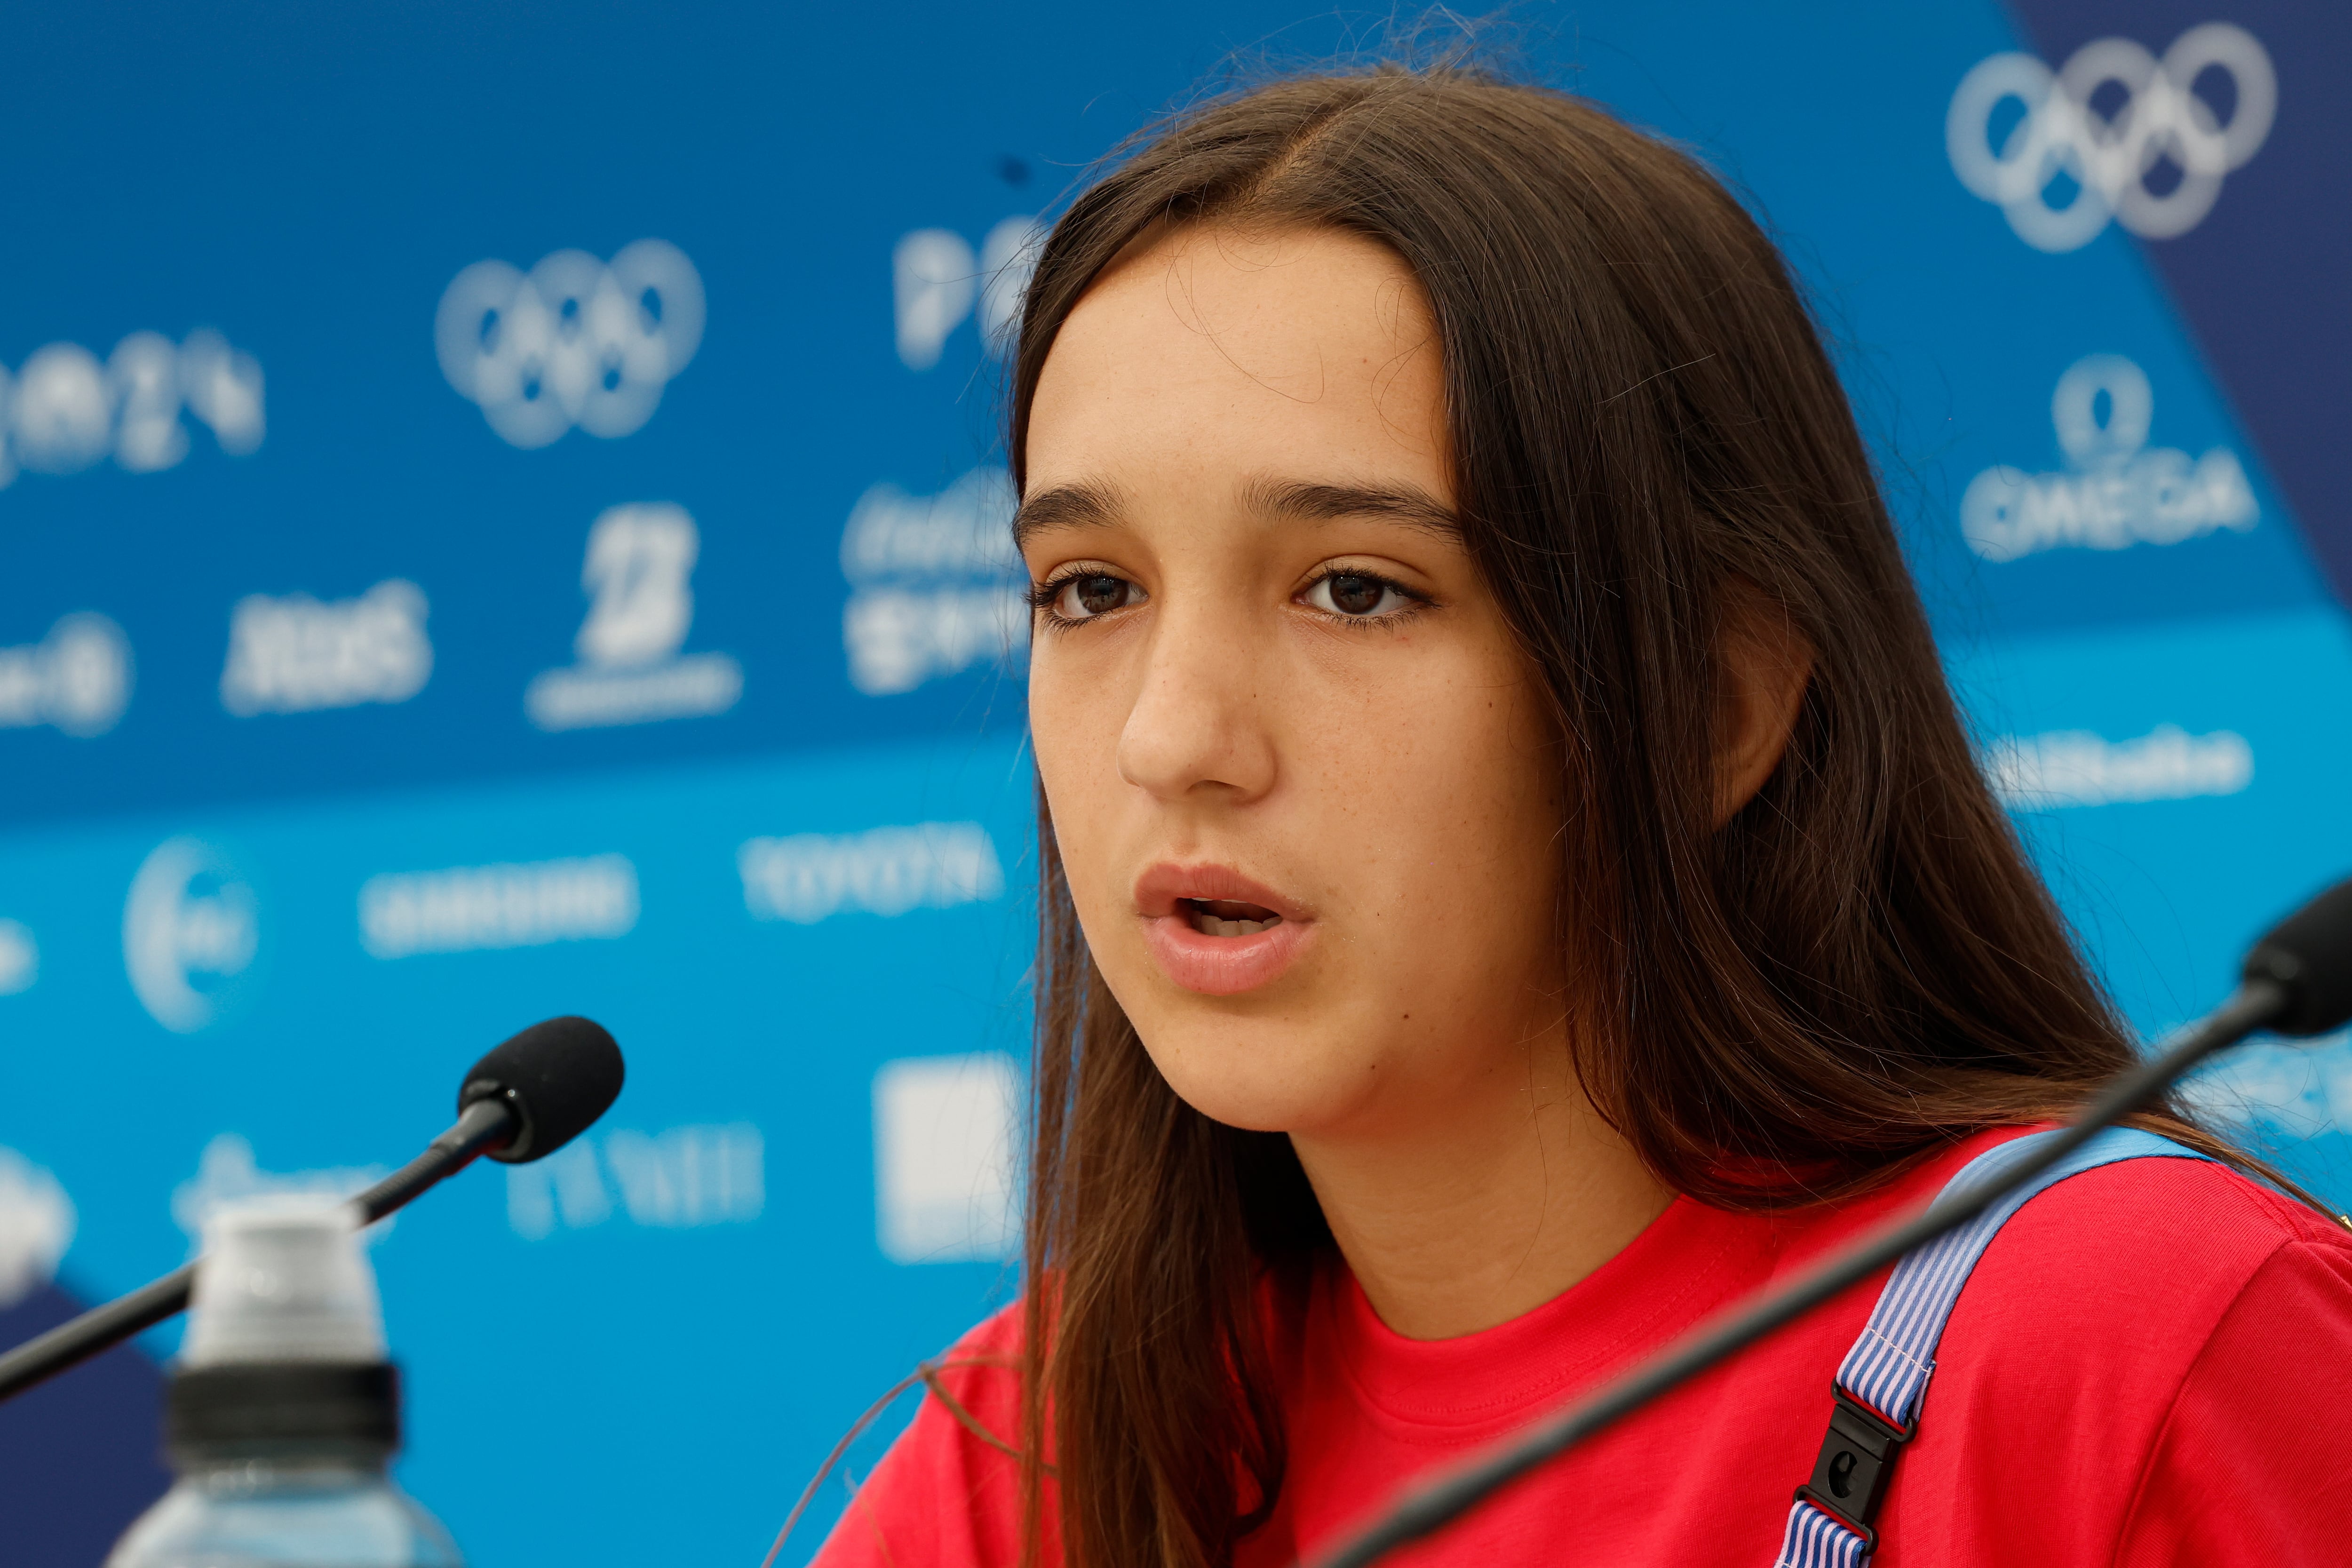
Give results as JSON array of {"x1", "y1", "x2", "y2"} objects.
[{"x1": 1049, "y1": 573, "x2": 1145, "y2": 620}]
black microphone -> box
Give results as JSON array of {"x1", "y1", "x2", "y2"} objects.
[
  {"x1": 0, "y1": 1015, "x2": 624, "y2": 1405},
  {"x1": 2241, "y1": 881, "x2": 2352, "y2": 1036},
  {"x1": 1306, "y1": 877, "x2": 2352, "y2": 1568}
]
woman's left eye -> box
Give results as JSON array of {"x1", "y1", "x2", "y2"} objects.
[{"x1": 1302, "y1": 572, "x2": 1414, "y2": 619}]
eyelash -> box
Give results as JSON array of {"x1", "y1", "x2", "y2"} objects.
[
  {"x1": 1027, "y1": 566, "x2": 1430, "y2": 629},
  {"x1": 1028, "y1": 570, "x2": 1142, "y2": 629},
  {"x1": 1298, "y1": 569, "x2": 1428, "y2": 624}
]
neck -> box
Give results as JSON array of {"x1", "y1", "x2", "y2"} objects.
[{"x1": 1288, "y1": 1035, "x2": 1673, "y2": 1341}]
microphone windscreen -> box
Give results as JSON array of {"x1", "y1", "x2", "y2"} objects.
[
  {"x1": 458, "y1": 1016, "x2": 625, "y2": 1162},
  {"x1": 2242, "y1": 878, "x2": 2352, "y2": 1037}
]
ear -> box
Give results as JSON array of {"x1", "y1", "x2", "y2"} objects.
[{"x1": 1713, "y1": 581, "x2": 1814, "y2": 828}]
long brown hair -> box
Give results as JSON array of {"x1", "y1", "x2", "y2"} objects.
[{"x1": 1008, "y1": 63, "x2": 2249, "y2": 1568}]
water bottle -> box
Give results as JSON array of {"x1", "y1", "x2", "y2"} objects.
[{"x1": 107, "y1": 1198, "x2": 463, "y2": 1568}]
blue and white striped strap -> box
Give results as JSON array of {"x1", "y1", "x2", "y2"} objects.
[
  {"x1": 1835, "y1": 1127, "x2": 2206, "y2": 1430},
  {"x1": 1773, "y1": 1496, "x2": 1873, "y2": 1568},
  {"x1": 1769, "y1": 1126, "x2": 2210, "y2": 1568}
]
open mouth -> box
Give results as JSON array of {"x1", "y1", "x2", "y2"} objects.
[
  {"x1": 1181, "y1": 897, "x2": 1282, "y2": 937},
  {"x1": 1136, "y1": 865, "x2": 1311, "y2": 995}
]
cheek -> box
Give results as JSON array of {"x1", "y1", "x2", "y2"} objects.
[
  {"x1": 1343, "y1": 676, "x2": 1562, "y2": 964},
  {"x1": 1029, "y1": 640, "x2": 1130, "y2": 898}
]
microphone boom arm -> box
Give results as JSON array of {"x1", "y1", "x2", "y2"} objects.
[
  {"x1": 353, "y1": 1095, "x2": 517, "y2": 1226},
  {"x1": 0, "y1": 1097, "x2": 516, "y2": 1405}
]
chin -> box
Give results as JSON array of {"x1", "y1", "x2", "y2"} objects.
[{"x1": 1128, "y1": 1011, "x2": 1377, "y2": 1136}]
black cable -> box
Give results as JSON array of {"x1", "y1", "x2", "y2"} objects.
[
  {"x1": 1303, "y1": 978, "x2": 2289, "y2": 1568},
  {"x1": 757, "y1": 1368, "x2": 930, "y2": 1568}
]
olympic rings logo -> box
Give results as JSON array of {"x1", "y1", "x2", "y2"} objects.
[
  {"x1": 1947, "y1": 24, "x2": 2274, "y2": 253},
  {"x1": 436, "y1": 239, "x2": 705, "y2": 449}
]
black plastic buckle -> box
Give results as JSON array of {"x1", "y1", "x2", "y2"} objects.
[{"x1": 1793, "y1": 1386, "x2": 1914, "y2": 1545}]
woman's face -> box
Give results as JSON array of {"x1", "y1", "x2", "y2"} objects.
[{"x1": 1022, "y1": 225, "x2": 1570, "y2": 1140}]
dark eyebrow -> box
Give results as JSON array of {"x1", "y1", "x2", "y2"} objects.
[
  {"x1": 1011, "y1": 481, "x2": 1128, "y2": 551},
  {"x1": 1239, "y1": 477, "x2": 1463, "y2": 541},
  {"x1": 1010, "y1": 475, "x2": 1463, "y2": 553}
]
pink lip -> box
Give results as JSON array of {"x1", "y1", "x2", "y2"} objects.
[{"x1": 1133, "y1": 863, "x2": 1315, "y2": 997}]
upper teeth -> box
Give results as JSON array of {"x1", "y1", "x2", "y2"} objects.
[{"x1": 1192, "y1": 910, "x2": 1276, "y2": 937}]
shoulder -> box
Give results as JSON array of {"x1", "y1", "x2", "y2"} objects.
[
  {"x1": 1880, "y1": 1138, "x2": 2352, "y2": 1561},
  {"x1": 1967, "y1": 1141, "x2": 2352, "y2": 1337},
  {"x1": 1939, "y1": 1136, "x2": 2352, "y2": 1386},
  {"x1": 1882, "y1": 1142, "x2": 2352, "y2": 1561}
]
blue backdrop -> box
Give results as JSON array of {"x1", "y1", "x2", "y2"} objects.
[{"x1": 2, "y1": 3, "x2": 2347, "y2": 1564}]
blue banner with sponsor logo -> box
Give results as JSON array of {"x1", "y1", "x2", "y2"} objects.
[{"x1": 1, "y1": 3, "x2": 2346, "y2": 1565}]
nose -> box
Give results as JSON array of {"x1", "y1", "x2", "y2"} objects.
[{"x1": 1114, "y1": 600, "x2": 1277, "y2": 805}]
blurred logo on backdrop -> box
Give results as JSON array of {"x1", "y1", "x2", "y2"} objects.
[
  {"x1": 0, "y1": 612, "x2": 133, "y2": 737},
  {"x1": 172, "y1": 1135, "x2": 391, "y2": 1253},
  {"x1": 872, "y1": 1053, "x2": 1019, "y2": 1264},
  {"x1": 841, "y1": 468, "x2": 1027, "y2": 695},
  {"x1": 1960, "y1": 353, "x2": 2256, "y2": 562},
  {"x1": 0, "y1": 1147, "x2": 74, "y2": 1308},
  {"x1": 1947, "y1": 24, "x2": 2274, "y2": 254},
  {"x1": 1983, "y1": 723, "x2": 2253, "y2": 810},
  {"x1": 0, "y1": 328, "x2": 263, "y2": 487},
  {"x1": 220, "y1": 579, "x2": 433, "y2": 716},
  {"x1": 358, "y1": 852, "x2": 639, "y2": 959},
  {"x1": 893, "y1": 216, "x2": 1042, "y2": 370},
  {"x1": 738, "y1": 821, "x2": 1004, "y2": 923},
  {"x1": 122, "y1": 836, "x2": 262, "y2": 1034},
  {"x1": 505, "y1": 1122, "x2": 763, "y2": 1240},
  {"x1": 436, "y1": 239, "x2": 705, "y2": 448},
  {"x1": 0, "y1": 919, "x2": 35, "y2": 996},
  {"x1": 525, "y1": 502, "x2": 742, "y2": 730}
]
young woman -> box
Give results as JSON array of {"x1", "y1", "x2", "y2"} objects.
[{"x1": 815, "y1": 66, "x2": 2352, "y2": 1568}]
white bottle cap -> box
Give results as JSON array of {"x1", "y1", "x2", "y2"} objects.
[{"x1": 182, "y1": 1196, "x2": 388, "y2": 1366}]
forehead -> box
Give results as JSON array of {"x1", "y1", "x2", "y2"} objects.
[{"x1": 1024, "y1": 223, "x2": 1448, "y2": 496}]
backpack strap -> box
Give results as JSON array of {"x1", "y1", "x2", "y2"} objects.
[{"x1": 1768, "y1": 1127, "x2": 2212, "y2": 1568}]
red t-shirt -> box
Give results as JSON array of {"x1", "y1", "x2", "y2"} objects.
[{"x1": 813, "y1": 1128, "x2": 2352, "y2": 1566}]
